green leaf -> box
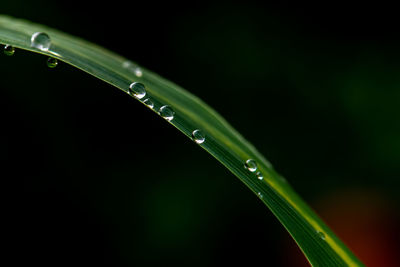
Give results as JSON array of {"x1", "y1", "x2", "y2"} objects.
[{"x1": 0, "y1": 15, "x2": 364, "y2": 266}]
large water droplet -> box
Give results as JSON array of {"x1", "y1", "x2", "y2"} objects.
[
  {"x1": 192, "y1": 129, "x2": 205, "y2": 144},
  {"x1": 3, "y1": 45, "x2": 15, "y2": 56},
  {"x1": 256, "y1": 171, "x2": 263, "y2": 180},
  {"x1": 143, "y1": 98, "x2": 154, "y2": 109},
  {"x1": 129, "y1": 82, "x2": 146, "y2": 99},
  {"x1": 159, "y1": 105, "x2": 175, "y2": 121},
  {"x1": 47, "y1": 57, "x2": 58, "y2": 68},
  {"x1": 244, "y1": 159, "x2": 257, "y2": 172},
  {"x1": 31, "y1": 32, "x2": 51, "y2": 51}
]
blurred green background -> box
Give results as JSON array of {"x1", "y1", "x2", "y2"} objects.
[{"x1": 2, "y1": 1, "x2": 399, "y2": 266}]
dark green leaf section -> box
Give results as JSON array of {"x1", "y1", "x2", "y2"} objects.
[{"x1": 0, "y1": 15, "x2": 363, "y2": 266}]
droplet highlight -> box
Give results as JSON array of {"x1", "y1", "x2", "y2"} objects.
[
  {"x1": 192, "y1": 129, "x2": 205, "y2": 144},
  {"x1": 47, "y1": 57, "x2": 58, "y2": 68},
  {"x1": 31, "y1": 32, "x2": 51, "y2": 51},
  {"x1": 159, "y1": 105, "x2": 175, "y2": 121},
  {"x1": 134, "y1": 68, "x2": 143, "y2": 77},
  {"x1": 278, "y1": 175, "x2": 287, "y2": 183},
  {"x1": 143, "y1": 98, "x2": 154, "y2": 109},
  {"x1": 256, "y1": 171, "x2": 263, "y2": 180},
  {"x1": 129, "y1": 82, "x2": 146, "y2": 99},
  {"x1": 244, "y1": 159, "x2": 257, "y2": 172},
  {"x1": 317, "y1": 231, "x2": 326, "y2": 240},
  {"x1": 122, "y1": 61, "x2": 133, "y2": 68},
  {"x1": 122, "y1": 61, "x2": 143, "y2": 77},
  {"x1": 257, "y1": 192, "x2": 263, "y2": 199},
  {"x1": 3, "y1": 45, "x2": 15, "y2": 56}
]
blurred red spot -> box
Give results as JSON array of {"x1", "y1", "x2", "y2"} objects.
[{"x1": 282, "y1": 189, "x2": 399, "y2": 266}]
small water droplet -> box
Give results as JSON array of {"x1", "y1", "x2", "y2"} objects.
[
  {"x1": 134, "y1": 68, "x2": 143, "y2": 77},
  {"x1": 278, "y1": 175, "x2": 287, "y2": 183},
  {"x1": 31, "y1": 32, "x2": 51, "y2": 51},
  {"x1": 256, "y1": 171, "x2": 263, "y2": 180},
  {"x1": 244, "y1": 159, "x2": 257, "y2": 172},
  {"x1": 317, "y1": 231, "x2": 326, "y2": 240},
  {"x1": 192, "y1": 129, "x2": 205, "y2": 144},
  {"x1": 143, "y1": 98, "x2": 154, "y2": 109},
  {"x1": 122, "y1": 61, "x2": 133, "y2": 68},
  {"x1": 122, "y1": 61, "x2": 143, "y2": 77},
  {"x1": 3, "y1": 45, "x2": 15, "y2": 56},
  {"x1": 129, "y1": 82, "x2": 146, "y2": 99},
  {"x1": 159, "y1": 105, "x2": 175, "y2": 121},
  {"x1": 257, "y1": 192, "x2": 263, "y2": 199},
  {"x1": 47, "y1": 57, "x2": 58, "y2": 68}
]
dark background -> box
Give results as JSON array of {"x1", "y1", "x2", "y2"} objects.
[{"x1": 2, "y1": 1, "x2": 399, "y2": 266}]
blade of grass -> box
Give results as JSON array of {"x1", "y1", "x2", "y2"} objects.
[{"x1": 0, "y1": 15, "x2": 364, "y2": 266}]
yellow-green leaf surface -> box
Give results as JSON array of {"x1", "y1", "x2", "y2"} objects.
[{"x1": 0, "y1": 15, "x2": 364, "y2": 266}]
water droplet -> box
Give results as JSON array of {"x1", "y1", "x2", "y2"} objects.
[
  {"x1": 257, "y1": 192, "x2": 263, "y2": 199},
  {"x1": 3, "y1": 45, "x2": 15, "y2": 56},
  {"x1": 192, "y1": 129, "x2": 205, "y2": 144},
  {"x1": 317, "y1": 231, "x2": 326, "y2": 240},
  {"x1": 143, "y1": 98, "x2": 154, "y2": 109},
  {"x1": 47, "y1": 57, "x2": 58, "y2": 68},
  {"x1": 122, "y1": 61, "x2": 143, "y2": 77},
  {"x1": 244, "y1": 159, "x2": 257, "y2": 172},
  {"x1": 278, "y1": 175, "x2": 287, "y2": 183},
  {"x1": 134, "y1": 68, "x2": 143, "y2": 77},
  {"x1": 128, "y1": 82, "x2": 146, "y2": 99},
  {"x1": 31, "y1": 32, "x2": 51, "y2": 51},
  {"x1": 256, "y1": 171, "x2": 263, "y2": 180},
  {"x1": 159, "y1": 105, "x2": 175, "y2": 121},
  {"x1": 265, "y1": 161, "x2": 273, "y2": 169},
  {"x1": 122, "y1": 61, "x2": 133, "y2": 68}
]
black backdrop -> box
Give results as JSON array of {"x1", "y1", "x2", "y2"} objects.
[{"x1": 2, "y1": 1, "x2": 400, "y2": 266}]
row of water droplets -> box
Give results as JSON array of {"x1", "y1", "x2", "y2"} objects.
[
  {"x1": 1, "y1": 30, "x2": 202, "y2": 146},
  {"x1": 127, "y1": 69, "x2": 279, "y2": 211},
  {"x1": 4, "y1": 32, "x2": 278, "y2": 192},
  {"x1": 128, "y1": 71, "x2": 271, "y2": 197},
  {"x1": 3, "y1": 33, "x2": 311, "y2": 237},
  {"x1": 2, "y1": 30, "x2": 206, "y2": 144},
  {"x1": 3, "y1": 32, "x2": 58, "y2": 68},
  {"x1": 126, "y1": 81, "x2": 205, "y2": 144},
  {"x1": 244, "y1": 159, "x2": 265, "y2": 199}
]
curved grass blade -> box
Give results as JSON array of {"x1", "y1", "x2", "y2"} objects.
[{"x1": 0, "y1": 15, "x2": 363, "y2": 266}]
